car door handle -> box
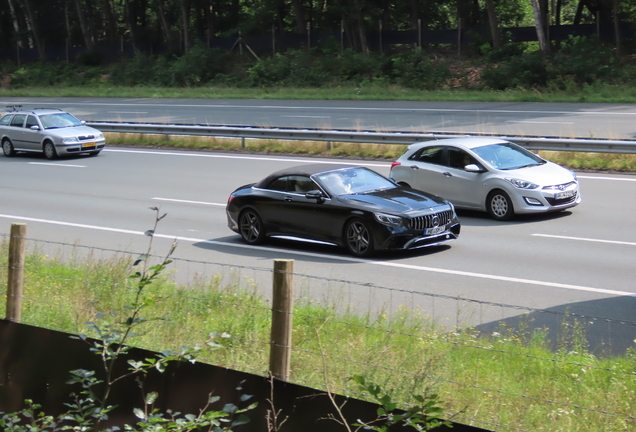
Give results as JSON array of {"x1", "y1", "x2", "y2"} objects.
[
  {"x1": 284, "y1": 196, "x2": 293, "y2": 202},
  {"x1": 409, "y1": 165, "x2": 419, "y2": 170},
  {"x1": 443, "y1": 172, "x2": 453, "y2": 177}
]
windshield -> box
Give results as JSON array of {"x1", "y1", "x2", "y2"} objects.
[
  {"x1": 314, "y1": 167, "x2": 396, "y2": 195},
  {"x1": 40, "y1": 113, "x2": 83, "y2": 129},
  {"x1": 472, "y1": 142, "x2": 545, "y2": 170}
]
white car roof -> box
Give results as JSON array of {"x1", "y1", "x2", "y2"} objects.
[{"x1": 408, "y1": 137, "x2": 510, "y2": 151}]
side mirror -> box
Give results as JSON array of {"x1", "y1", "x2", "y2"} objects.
[
  {"x1": 464, "y1": 164, "x2": 486, "y2": 173},
  {"x1": 305, "y1": 190, "x2": 325, "y2": 201},
  {"x1": 30, "y1": 125, "x2": 40, "y2": 131}
]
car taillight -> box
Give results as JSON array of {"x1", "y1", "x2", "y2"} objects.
[
  {"x1": 227, "y1": 195, "x2": 235, "y2": 204},
  {"x1": 390, "y1": 162, "x2": 401, "y2": 170}
]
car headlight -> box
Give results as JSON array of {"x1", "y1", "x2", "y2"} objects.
[
  {"x1": 374, "y1": 212, "x2": 404, "y2": 227},
  {"x1": 504, "y1": 178, "x2": 539, "y2": 189},
  {"x1": 568, "y1": 169, "x2": 577, "y2": 181},
  {"x1": 62, "y1": 137, "x2": 79, "y2": 144},
  {"x1": 95, "y1": 132, "x2": 104, "y2": 140}
]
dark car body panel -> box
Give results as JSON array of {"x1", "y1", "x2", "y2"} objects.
[{"x1": 226, "y1": 164, "x2": 460, "y2": 255}]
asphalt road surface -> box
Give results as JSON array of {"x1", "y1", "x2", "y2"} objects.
[
  {"x1": 1, "y1": 147, "x2": 635, "y2": 356},
  {"x1": 2, "y1": 97, "x2": 636, "y2": 139}
]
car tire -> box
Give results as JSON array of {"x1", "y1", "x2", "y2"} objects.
[
  {"x1": 487, "y1": 190, "x2": 514, "y2": 221},
  {"x1": 43, "y1": 141, "x2": 58, "y2": 160},
  {"x1": 239, "y1": 209, "x2": 266, "y2": 245},
  {"x1": 344, "y1": 218, "x2": 374, "y2": 257},
  {"x1": 2, "y1": 139, "x2": 15, "y2": 157}
]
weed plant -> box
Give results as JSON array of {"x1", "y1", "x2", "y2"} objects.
[{"x1": 1, "y1": 239, "x2": 635, "y2": 431}]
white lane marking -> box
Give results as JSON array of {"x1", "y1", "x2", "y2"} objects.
[
  {"x1": 0, "y1": 213, "x2": 633, "y2": 298},
  {"x1": 6, "y1": 100, "x2": 636, "y2": 116},
  {"x1": 533, "y1": 233, "x2": 636, "y2": 247},
  {"x1": 578, "y1": 175, "x2": 636, "y2": 182},
  {"x1": 152, "y1": 197, "x2": 225, "y2": 207},
  {"x1": 103, "y1": 150, "x2": 636, "y2": 183},
  {"x1": 28, "y1": 162, "x2": 85, "y2": 168},
  {"x1": 104, "y1": 149, "x2": 391, "y2": 167},
  {"x1": 280, "y1": 115, "x2": 331, "y2": 119},
  {"x1": 508, "y1": 121, "x2": 574, "y2": 125},
  {"x1": 107, "y1": 111, "x2": 149, "y2": 114}
]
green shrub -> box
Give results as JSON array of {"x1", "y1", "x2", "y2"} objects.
[
  {"x1": 388, "y1": 50, "x2": 450, "y2": 89},
  {"x1": 547, "y1": 36, "x2": 620, "y2": 87},
  {"x1": 481, "y1": 51, "x2": 548, "y2": 90},
  {"x1": 109, "y1": 53, "x2": 159, "y2": 86}
]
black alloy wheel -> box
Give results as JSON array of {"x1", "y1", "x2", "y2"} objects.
[
  {"x1": 344, "y1": 218, "x2": 374, "y2": 257},
  {"x1": 487, "y1": 190, "x2": 514, "y2": 221},
  {"x1": 239, "y1": 209, "x2": 266, "y2": 245}
]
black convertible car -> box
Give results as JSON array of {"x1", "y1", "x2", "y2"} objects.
[{"x1": 226, "y1": 164, "x2": 461, "y2": 257}]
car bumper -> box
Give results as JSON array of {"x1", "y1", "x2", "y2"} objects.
[
  {"x1": 55, "y1": 141, "x2": 106, "y2": 155},
  {"x1": 511, "y1": 188, "x2": 581, "y2": 215},
  {"x1": 375, "y1": 221, "x2": 461, "y2": 251}
]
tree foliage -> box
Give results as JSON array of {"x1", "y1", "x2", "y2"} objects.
[{"x1": 1, "y1": 0, "x2": 634, "y2": 59}]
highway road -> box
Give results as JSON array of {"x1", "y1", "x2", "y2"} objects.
[
  {"x1": 1, "y1": 146, "x2": 635, "y2": 356},
  {"x1": 2, "y1": 96, "x2": 636, "y2": 139}
]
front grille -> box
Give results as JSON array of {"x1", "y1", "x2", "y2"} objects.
[
  {"x1": 78, "y1": 135, "x2": 95, "y2": 141},
  {"x1": 542, "y1": 181, "x2": 576, "y2": 191},
  {"x1": 408, "y1": 210, "x2": 454, "y2": 230},
  {"x1": 546, "y1": 192, "x2": 578, "y2": 206}
]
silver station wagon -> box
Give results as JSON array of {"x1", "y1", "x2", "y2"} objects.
[{"x1": 0, "y1": 107, "x2": 106, "y2": 159}]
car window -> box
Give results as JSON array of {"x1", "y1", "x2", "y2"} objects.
[
  {"x1": 448, "y1": 148, "x2": 479, "y2": 169},
  {"x1": 40, "y1": 113, "x2": 83, "y2": 129},
  {"x1": 0, "y1": 115, "x2": 13, "y2": 126},
  {"x1": 10, "y1": 114, "x2": 26, "y2": 127},
  {"x1": 409, "y1": 146, "x2": 445, "y2": 165},
  {"x1": 265, "y1": 176, "x2": 289, "y2": 192},
  {"x1": 25, "y1": 115, "x2": 39, "y2": 129},
  {"x1": 472, "y1": 143, "x2": 544, "y2": 170},
  {"x1": 289, "y1": 175, "x2": 318, "y2": 193},
  {"x1": 316, "y1": 167, "x2": 396, "y2": 195}
]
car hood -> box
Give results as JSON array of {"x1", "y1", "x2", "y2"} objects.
[
  {"x1": 500, "y1": 161, "x2": 576, "y2": 184},
  {"x1": 49, "y1": 126, "x2": 102, "y2": 138},
  {"x1": 339, "y1": 188, "x2": 450, "y2": 214}
]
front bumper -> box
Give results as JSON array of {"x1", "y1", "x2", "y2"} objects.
[
  {"x1": 511, "y1": 185, "x2": 581, "y2": 215},
  {"x1": 56, "y1": 140, "x2": 106, "y2": 155},
  {"x1": 376, "y1": 221, "x2": 461, "y2": 251}
]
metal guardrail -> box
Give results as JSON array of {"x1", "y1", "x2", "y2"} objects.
[{"x1": 88, "y1": 121, "x2": 636, "y2": 154}]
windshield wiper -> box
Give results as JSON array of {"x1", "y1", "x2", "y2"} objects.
[{"x1": 516, "y1": 162, "x2": 545, "y2": 169}]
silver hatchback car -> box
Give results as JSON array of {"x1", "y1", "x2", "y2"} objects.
[
  {"x1": 0, "y1": 107, "x2": 106, "y2": 159},
  {"x1": 390, "y1": 137, "x2": 581, "y2": 221}
]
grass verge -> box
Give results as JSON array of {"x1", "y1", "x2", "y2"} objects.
[
  {"x1": 106, "y1": 132, "x2": 636, "y2": 172},
  {"x1": 3, "y1": 84, "x2": 636, "y2": 104},
  {"x1": 1, "y1": 241, "x2": 635, "y2": 431}
]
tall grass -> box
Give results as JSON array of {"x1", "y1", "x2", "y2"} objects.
[
  {"x1": 1, "y1": 239, "x2": 635, "y2": 431},
  {"x1": 105, "y1": 132, "x2": 636, "y2": 172}
]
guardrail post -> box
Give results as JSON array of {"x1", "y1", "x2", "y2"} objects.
[
  {"x1": 269, "y1": 259, "x2": 294, "y2": 381},
  {"x1": 6, "y1": 223, "x2": 27, "y2": 322}
]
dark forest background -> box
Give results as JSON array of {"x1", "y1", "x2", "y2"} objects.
[{"x1": 1, "y1": 0, "x2": 635, "y2": 91}]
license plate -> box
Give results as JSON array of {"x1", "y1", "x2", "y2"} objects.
[
  {"x1": 82, "y1": 142, "x2": 96, "y2": 148},
  {"x1": 426, "y1": 225, "x2": 446, "y2": 235},
  {"x1": 555, "y1": 190, "x2": 575, "y2": 200}
]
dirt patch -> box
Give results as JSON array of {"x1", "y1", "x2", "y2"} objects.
[{"x1": 0, "y1": 74, "x2": 11, "y2": 88}]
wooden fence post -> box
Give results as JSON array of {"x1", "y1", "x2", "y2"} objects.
[
  {"x1": 269, "y1": 259, "x2": 294, "y2": 381},
  {"x1": 6, "y1": 223, "x2": 27, "y2": 322}
]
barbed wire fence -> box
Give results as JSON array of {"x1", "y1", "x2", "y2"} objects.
[{"x1": 1, "y1": 227, "x2": 635, "y2": 432}]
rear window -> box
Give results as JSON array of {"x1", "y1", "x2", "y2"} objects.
[
  {"x1": 0, "y1": 115, "x2": 13, "y2": 126},
  {"x1": 10, "y1": 114, "x2": 26, "y2": 127}
]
